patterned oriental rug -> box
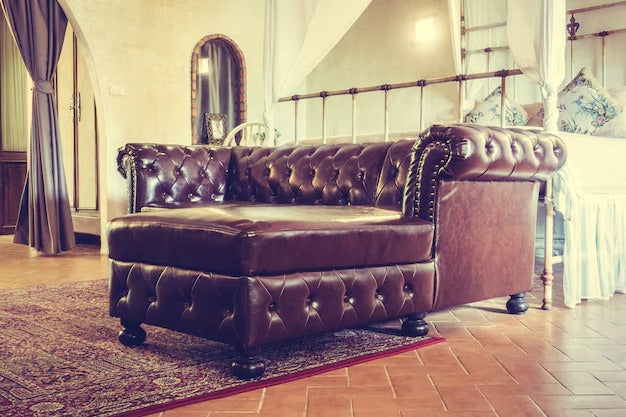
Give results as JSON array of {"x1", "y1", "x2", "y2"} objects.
[{"x1": 0, "y1": 280, "x2": 443, "y2": 417}]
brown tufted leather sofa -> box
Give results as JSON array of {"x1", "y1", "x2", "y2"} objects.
[{"x1": 108, "y1": 124, "x2": 566, "y2": 378}]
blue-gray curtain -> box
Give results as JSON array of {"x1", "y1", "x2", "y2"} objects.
[{"x1": 3, "y1": 0, "x2": 74, "y2": 254}]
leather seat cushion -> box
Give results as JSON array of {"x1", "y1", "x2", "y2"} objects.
[{"x1": 108, "y1": 203, "x2": 434, "y2": 276}]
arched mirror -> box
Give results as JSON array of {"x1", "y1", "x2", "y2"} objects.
[{"x1": 191, "y1": 35, "x2": 246, "y2": 145}]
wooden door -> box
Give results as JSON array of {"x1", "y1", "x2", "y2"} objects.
[
  {"x1": 0, "y1": 153, "x2": 26, "y2": 234},
  {"x1": 57, "y1": 26, "x2": 100, "y2": 236}
]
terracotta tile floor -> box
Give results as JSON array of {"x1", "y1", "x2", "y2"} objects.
[{"x1": 1, "y1": 235, "x2": 625, "y2": 417}]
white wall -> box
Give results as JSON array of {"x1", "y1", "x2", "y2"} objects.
[
  {"x1": 284, "y1": 0, "x2": 458, "y2": 141},
  {"x1": 57, "y1": 0, "x2": 266, "y2": 247}
]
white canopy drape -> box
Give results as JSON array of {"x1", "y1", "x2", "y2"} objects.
[
  {"x1": 447, "y1": 0, "x2": 462, "y2": 75},
  {"x1": 263, "y1": 0, "x2": 372, "y2": 143},
  {"x1": 448, "y1": 0, "x2": 510, "y2": 112},
  {"x1": 507, "y1": 0, "x2": 566, "y2": 131}
]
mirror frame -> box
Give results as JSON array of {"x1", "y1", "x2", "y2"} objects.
[{"x1": 190, "y1": 34, "x2": 246, "y2": 144}]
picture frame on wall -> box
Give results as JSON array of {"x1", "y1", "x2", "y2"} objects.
[{"x1": 204, "y1": 113, "x2": 228, "y2": 145}]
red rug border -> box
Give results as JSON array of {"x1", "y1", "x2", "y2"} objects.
[{"x1": 114, "y1": 336, "x2": 445, "y2": 417}]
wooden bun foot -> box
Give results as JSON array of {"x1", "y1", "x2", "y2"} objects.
[
  {"x1": 401, "y1": 313, "x2": 429, "y2": 337},
  {"x1": 506, "y1": 293, "x2": 529, "y2": 315}
]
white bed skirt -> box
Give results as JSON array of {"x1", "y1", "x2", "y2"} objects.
[
  {"x1": 559, "y1": 194, "x2": 626, "y2": 307},
  {"x1": 553, "y1": 131, "x2": 626, "y2": 307}
]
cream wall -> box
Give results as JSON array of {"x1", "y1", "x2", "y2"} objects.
[
  {"x1": 292, "y1": 0, "x2": 457, "y2": 140},
  {"x1": 57, "y1": 0, "x2": 266, "y2": 246}
]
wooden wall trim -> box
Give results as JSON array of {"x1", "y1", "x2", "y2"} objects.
[{"x1": 0, "y1": 151, "x2": 27, "y2": 162}]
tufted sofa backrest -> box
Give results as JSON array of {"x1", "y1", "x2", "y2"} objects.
[
  {"x1": 226, "y1": 140, "x2": 414, "y2": 209},
  {"x1": 117, "y1": 140, "x2": 415, "y2": 213}
]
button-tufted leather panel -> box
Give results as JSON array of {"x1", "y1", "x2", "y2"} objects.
[
  {"x1": 110, "y1": 260, "x2": 434, "y2": 348},
  {"x1": 117, "y1": 144, "x2": 232, "y2": 213},
  {"x1": 108, "y1": 204, "x2": 434, "y2": 276},
  {"x1": 374, "y1": 140, "x2": 415, "y2": 207},
  {"x1": 403, "y1": 124, "x2": 567, "y2": 221},
  {"x1": 225, "y1": 141, "x2": 415, "y2": 209}
]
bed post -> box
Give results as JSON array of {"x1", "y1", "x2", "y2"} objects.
[
  {"x1": 541, "y1": 179, "x2": 555, "y2": 310},
  {"x1": 292, "y1": 95, "x2": 300, "y2": 144},
  {"x1": 321, "y1": 91, "x2": 328, "y2": 144}
]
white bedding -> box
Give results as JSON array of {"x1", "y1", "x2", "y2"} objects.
[{"x1": 552, "y1": 131, "x2": 626, "y2": 307}]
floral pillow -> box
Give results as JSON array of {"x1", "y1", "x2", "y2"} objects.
[
  {"x1": 557, "y1": 67, "x2": 622, "y2": 134},
  {"x1": 595, "y1": 87, "x2": 626, "y2": 138},
  {"x1": 464, "y1": 87, "x2": 529, "y2": 126}
]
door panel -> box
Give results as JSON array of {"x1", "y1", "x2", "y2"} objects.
[
  {"x1": 55, "y1": 25, "x2": 100, "y2": 235},
  {"x1": 76, "y1": 42, "x2": 97, "y2": 210},
  {"x1": 0, "y1": 154, "x2": 27, "y2": 234}
]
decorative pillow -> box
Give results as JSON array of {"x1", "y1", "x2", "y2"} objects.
[
  {"x1": 557, "y1": 67, "x2": 622, "y2": 134},
  {"x1": 464, "y1": 87, "x2": 529, "y2": 126},
  {"x1": 595, "y1": 87, "x2": 626, "y2": 138},
  {"x1": 523, "y1": 102, "x2": 544, "y2": 127}
]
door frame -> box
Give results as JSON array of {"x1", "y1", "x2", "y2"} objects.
[{"x1": 54, "y1": 32, "x2": 100, "y2": 235}]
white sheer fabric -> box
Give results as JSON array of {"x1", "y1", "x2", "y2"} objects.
[
  {"x1": 263, "y1": 0, "x2": 371, "y2": 142},
  {"x1": 448, "y1": 0, "x2": 461, "y2": 76},
  {"x1": 552, "y1": 132, "x2": 626, "y2": 307},
  {"x1": 0, "y1": 12, "x2": 28, "y2": 152},
  {"x1": 507, "y1": 0, "x2": 566, "y2": 131},
  {"x1": 464, "y1": 0, "x2": 508, "y2": 107}
]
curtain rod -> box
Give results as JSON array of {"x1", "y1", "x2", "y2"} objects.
[
  {"x1": 278, "y1": 69, "x2": 523, "y2": 103},
  {"x1": 465, "y1": 1, "x2": 626, "y2": 32},
  {"x1": 464, "y1": 26, "x2": 625, "y2": 56},
  {"x1": 571, "y1": 27, "x2": 626, "y2": 40},
  {"x1": 465, "y1": 22, "x2": 505, "y2": 33},
  {"x1": 568, "y1": 0, "x2": 626, "y2": 15}
]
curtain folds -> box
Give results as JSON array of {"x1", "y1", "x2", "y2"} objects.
[
  {"x1": 205, "y1": 43, "x2": 235, "y2": 134},
  {"x1": 197, "y1": 41, "x2": 236, "y2": 140},
  {"x1": 447, "y1": 0, "x2": 461, "y2": 76},
  {"x1": 464, "y1": 0, "x2": 508, "y2": 107},
  {"x1": 507, "y1": 0, "x2": 566, "y2": 132},
  {"x1": 263, "y1": 0, "x2": 372, "y2": 143},
  {"x1": 3, "y1": 0, "x2": 74, "y2": 254},
  {"x1": 0, "y1": 12, "x2": 28, "y2": 152}
]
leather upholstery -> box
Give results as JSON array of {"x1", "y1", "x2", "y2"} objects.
[
  {"x1": 111, "y1": 124, "x2": 568, "y2": 352},
  {"x1": 108, "y1": 204, "x2": 434, "y2": 276},
  {"x1": 118, "y1": 141, "x2": 414, "y2": 213},
  {"x1": 432, "y1": 180, "x2": 539, "y2": 310},
  {"x1": 403, "y1": 124, "x2": 567, "y2": 221},
  {"x1": 226, "y1": 141, "x2": 414, "y2": 208},
  {"x1": 110, "y1": 260, "x2": 435, "y2": 348},
  {"x1": 117, "y1": 144, "x2": 232, "y2": 213}
]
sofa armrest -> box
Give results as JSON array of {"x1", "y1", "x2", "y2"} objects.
[
  {"x1": 403, "y1": 124, "x2": 567, "y2": 220},
  {"x1": 117, "y1": 143, "x2": 232, "y2": 213}
]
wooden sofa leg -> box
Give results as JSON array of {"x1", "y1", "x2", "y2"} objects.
[
  {"x1": 232, "y1": 347, "x2": 265, "y2": 379},
  {"x1": 506, "y1": 293, "x2": 529, "y2": 315},
  {"x1": 401, "y1": 313, "x2": 429, "y2": 337},
  {"x1": 118, "y1": 319, "x2": 146, "y2": 346}
]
